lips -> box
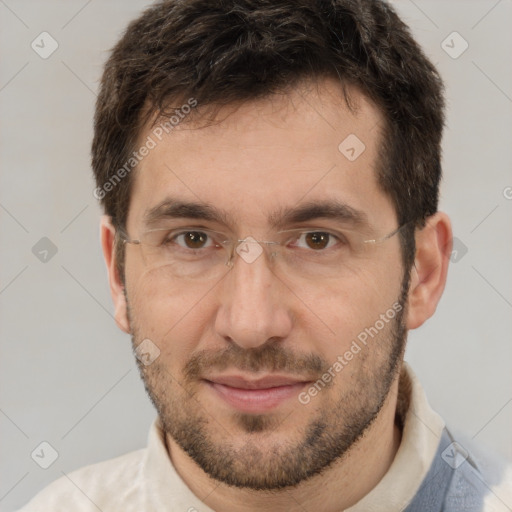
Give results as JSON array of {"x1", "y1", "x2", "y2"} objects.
[
  {"x1": 203, "y1": 374, "x2": 312, "y2": 413},
  {"x1": 205, "y1": 374, "x2": 309, "y2": 389}
]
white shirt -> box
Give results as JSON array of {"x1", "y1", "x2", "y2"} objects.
[{"x1": 18, "y1": 363, "x2": 512, "y2": 511}]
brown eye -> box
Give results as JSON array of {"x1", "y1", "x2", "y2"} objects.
[
  {"x1": 304, "y1": 232, "x2": 330, "y2": 250},
  {"x1": 179, "y1": 231, "x2": 210, "y2": 249}
]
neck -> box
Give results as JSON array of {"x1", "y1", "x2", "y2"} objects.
[{"x1": 166, "y1": 377, "x2": 402, "y2": 512}]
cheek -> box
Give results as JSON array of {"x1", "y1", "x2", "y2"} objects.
[
  {"x1": 297, "y1": 265, "x2": 402, "y2": 354},
  {"x1": 127, "y1": 269, "x2": 214, "y2": 362}
]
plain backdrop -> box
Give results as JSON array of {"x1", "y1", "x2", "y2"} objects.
[{"x1": 1, "y1": 1, "x2": 511, "y2": 510}]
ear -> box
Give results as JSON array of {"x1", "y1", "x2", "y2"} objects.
[
  {"x1": 406, "y1": 212, "x2": 452, "y2": 330},
  {"x1": 100, "y1": 215, "x2": 131, "y2": 334}
]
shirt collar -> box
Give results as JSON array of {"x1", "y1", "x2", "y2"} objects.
[
  {"x1": 143, "y1": 361, "x2": 444, "y2": 511},
  {"x1": 346, "y1": 361, "x2": 445, "y2": 511}
]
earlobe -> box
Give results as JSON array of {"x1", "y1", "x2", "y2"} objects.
[
  {"x1": 406, "y1": 212, "x2": 452, "y2": 330},
  {"x1": 100, "y1": 215, "x2": 131, "y2": 334}
]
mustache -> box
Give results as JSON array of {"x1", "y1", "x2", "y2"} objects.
[{"x1": 183, "y1": 342, "x2": 330, "y2": 382}]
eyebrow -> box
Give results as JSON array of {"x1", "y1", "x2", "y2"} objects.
[
  {"x1": 270, "y1": 200, "x2": 369, "y2": 229},
  {"x1": 143, "y1": 197, "x2": 369, "y2": 231},
  {"x1": 143, "y1": 198, "x2": 232, "y2": 227}
]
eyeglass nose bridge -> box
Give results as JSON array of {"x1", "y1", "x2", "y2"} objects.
[{"x1": 225, "y1": 236, "x2": 280, "y2": 267}]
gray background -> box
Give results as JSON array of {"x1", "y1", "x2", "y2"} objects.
[{"x1": 0, "y1": 0, "x2": 511, "y2": 510}]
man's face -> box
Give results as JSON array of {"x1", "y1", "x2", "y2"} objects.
[{"x1": 121, "y1": 79, "x2": 409, "y2": 489}]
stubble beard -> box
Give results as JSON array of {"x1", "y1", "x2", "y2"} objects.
[{"x1": 125, "y1": 275, "x2": 409, "y2": 490}]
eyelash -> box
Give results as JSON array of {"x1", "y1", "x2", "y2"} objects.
[{"x1": 165, "y1": 229, "x2": 346, "y2": 251}]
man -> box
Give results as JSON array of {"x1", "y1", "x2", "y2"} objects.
[{"x1": 19, "y1": 0, "x2": 512, "y2": 510}]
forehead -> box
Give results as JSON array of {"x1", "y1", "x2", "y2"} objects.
[{"x1": 127, "y1": 79, "x2": 394, "y2": 232}]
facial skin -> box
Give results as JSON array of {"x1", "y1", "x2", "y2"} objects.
[{"x1": 101, "y1": 78, "x2": 452, "y2": 512}]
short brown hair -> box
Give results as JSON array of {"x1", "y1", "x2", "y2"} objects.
[{"x1": 92, "y1": 0, "x2": 445, "y2": 277}]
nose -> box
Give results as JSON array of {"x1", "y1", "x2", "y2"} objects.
[{"x1": 214, "y1": 241, "x2": 293, "y2": 350}]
